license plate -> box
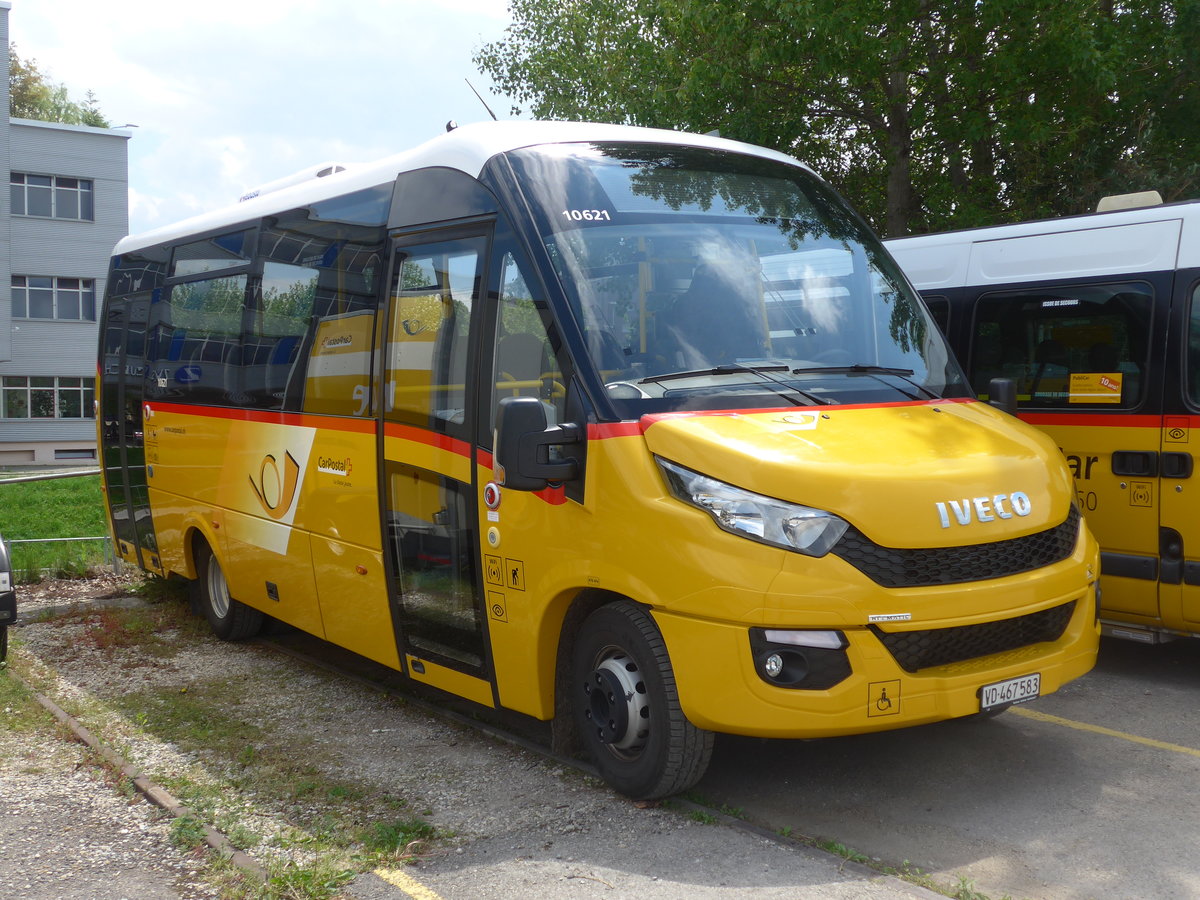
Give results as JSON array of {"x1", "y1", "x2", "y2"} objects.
[{"x1": 980, "y1": 672, "x2": 1041, "y2": 711}]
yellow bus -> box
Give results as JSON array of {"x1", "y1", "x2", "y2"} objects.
[
  {"x1": 99, "y1": 121, "x2": 1099, "y2": 798},
  {"x1": 887, "y1": 194, "x2": 1200, "y2": 646}
]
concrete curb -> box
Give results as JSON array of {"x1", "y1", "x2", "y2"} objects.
[{"x1": 6, "y1": 665, "x2": 268, "y2": 882}]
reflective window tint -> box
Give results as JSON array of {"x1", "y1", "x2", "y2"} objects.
[
  {"x1": 170, "y1": 230, "x2": 254, "y2": 277},
  {"x1": 970, "y1": 283, "x2": 1153, "y2": 407},
  {"x1": 146, "y1": 275, "x2": 248, "y2": 406}
]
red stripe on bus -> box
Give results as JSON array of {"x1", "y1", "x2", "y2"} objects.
[
  {"x1": 639, "y1": 397, "x2": 975, "y2": 429},
  {"x1": 589, "y1": 422, "x2": 643, "y2": 439},
  {"x1": 382, "y1": 421, "x2": 473, "y2": 458},
  {"x1": 146, "y1": 402, "x2": 377, "y2": 434}
]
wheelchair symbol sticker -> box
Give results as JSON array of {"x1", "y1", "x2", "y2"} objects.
[{"x1": 868, "y1": 680, "x2": 901, "y2": 717}]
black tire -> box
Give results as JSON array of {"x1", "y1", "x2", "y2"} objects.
[
  {"x1": 191, "y1": 542, "x2": 264, "y2": 641},
  {"x1": 0, "y1": 626, "x2": 7, "y2": 662},
  {"x1": 571, "y1": 601, "x2": 713, "y2": 799}
]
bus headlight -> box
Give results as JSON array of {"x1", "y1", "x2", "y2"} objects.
[{"x1": 657, "y1": 458, "x2": 849, "y2": 557}]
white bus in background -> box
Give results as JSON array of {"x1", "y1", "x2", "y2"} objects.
[{"x1": 887, "y1": 194, "x2": 1200, "y2": 644}]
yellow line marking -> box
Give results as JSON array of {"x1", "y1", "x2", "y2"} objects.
[
  {"x1": 374, "y1": 867, "x2": 445, "y2": 900},
  {"x1": 1013, "y1": 707, "x2": 1200, "y2": 759}
]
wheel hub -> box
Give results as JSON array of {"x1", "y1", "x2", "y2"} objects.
[{"x1": 583, "y1": 652, "x2": 648, "y2": 751}]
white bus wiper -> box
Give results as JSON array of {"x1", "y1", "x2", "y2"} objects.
[
  {"x1": 639, "y1": 364, "x2": 832, "y2": 405},
  {"x1": 789, "y1": 364, "x2": 936, "y2": 400}
]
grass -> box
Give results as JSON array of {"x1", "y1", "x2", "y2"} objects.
[{"x1": 0, "y1": 472, "x2": 110, "y2": 581}]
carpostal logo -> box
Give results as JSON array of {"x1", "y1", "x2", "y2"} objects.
[
  {"x1": 249, "y1": 452, "x2": 301, "y2": 520},
  {"x1": 320, "y1": 334, "x2": 354, "y2": 350},
  {"x1": 317, "y1": 456, "x2": 352, "y2": 476}
]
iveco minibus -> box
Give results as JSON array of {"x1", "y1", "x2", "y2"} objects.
[{"x1": 99, "y1": 121, "x2": 1099, "y2": 798}]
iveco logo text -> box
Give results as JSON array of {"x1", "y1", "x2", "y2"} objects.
[
  {"x1": 935, "y1": 492, "x2": 1031, "y2": 528},
  {"x1": 317, "y1": 456, "x2": 352, "y2": 476}
]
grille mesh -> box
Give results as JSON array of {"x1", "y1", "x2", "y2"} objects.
[
  {"x1": 833, "y1": 506, "x2": 1080, "y2": 588},
  {"x1": 870, "y1": 600, "x2": 1077, "y2": 673}
]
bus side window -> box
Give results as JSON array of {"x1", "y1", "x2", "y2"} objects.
[
  {"x1": 970, "y1": 283, "x2": 1153, "y2": 408},
  {"x1": 148, "y1": 274, "x2": 248, "y2": 406},
  {"x1": 490, "y1": 251, "x2": 567, "y2": 436}
]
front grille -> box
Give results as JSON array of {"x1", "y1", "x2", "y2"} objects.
[
  {"x1": 871, "y1": 600, "x2": 1076, "y2": 672},
  {"x1": 832, "y1": 506, "x2": 1080, "y2": 588}
]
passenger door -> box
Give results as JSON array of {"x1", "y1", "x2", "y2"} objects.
[
  {"x1": 966, "y1": 280, "x2": 1164, "y2": 623},
  {"x1": 380, "y1": 231, "x2": 495, "y2": 706}
]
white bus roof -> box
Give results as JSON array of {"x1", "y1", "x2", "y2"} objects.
[
  {"x1": 886, "y1": 198, "x2": 1200, "y2": 290},
  {"x1": 114, "y1": 121, "x2": 808, "y2": 257}
]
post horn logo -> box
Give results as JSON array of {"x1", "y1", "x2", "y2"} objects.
[{"x1": 249, "y1": 451, "x2": 300, "y2": 520}]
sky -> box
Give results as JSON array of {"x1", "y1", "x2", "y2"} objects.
[{"x1": 8, "y1": 0, "x2": 520, "y2": 234}]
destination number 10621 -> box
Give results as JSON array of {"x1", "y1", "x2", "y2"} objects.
[{"x1": 562, "y1": 209, "x2": 612, "y2": 221}]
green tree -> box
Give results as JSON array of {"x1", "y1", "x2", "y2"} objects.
[
  {"x1": 9, "y1": 43, "x2": 109, "y2": 127},
  {"x1": 475, "y1": 0, "x2": 1199, "y2": 236}
]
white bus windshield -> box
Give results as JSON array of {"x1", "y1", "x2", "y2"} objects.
[{"x1": 504, "y1": 144, "x2": 967, "y2": 414}]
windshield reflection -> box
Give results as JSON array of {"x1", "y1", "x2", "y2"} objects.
[{"x1": 504, "y1": 144, "x2": 967, "y2": 415}]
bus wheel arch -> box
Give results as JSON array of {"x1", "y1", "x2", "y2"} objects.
[
  {"x1": 188, "y1": 536, "x2": 264, "y2": 641},
  {"x1": 566, "y1": 598, "x2": 713, "y2": 799}
]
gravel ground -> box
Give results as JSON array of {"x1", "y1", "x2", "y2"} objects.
[
  {"x1": 2, "y1": 576, "x2": 940, "y2": 900},
  {"x1": 0, "y1": 692, "x2": 216, "y2": 899}
]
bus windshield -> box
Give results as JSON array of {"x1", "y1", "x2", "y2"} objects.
[{"x1": 505, "y1": 143, "x2": 967, "y2": 415}]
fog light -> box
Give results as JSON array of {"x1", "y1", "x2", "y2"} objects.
[{"x1": 764, "y1": 653, "x2": 784, "y2": 678}]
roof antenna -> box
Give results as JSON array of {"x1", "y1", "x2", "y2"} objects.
[{"x1": 465, "y1": 78, "x2": 499, "y2": 121}]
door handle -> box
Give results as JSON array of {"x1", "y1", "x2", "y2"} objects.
[
  {"x1": 1111, "y1": 450, "x2": 1158, "y2": 477},
  {"x1": 1161, "y1": 452, "x2": 1193, "y2": 479}
]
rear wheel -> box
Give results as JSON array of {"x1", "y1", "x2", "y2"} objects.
[
  {"x1": 192, "y1": 542, "x2": 263, "y2": 641},
  {"x1": 571, "y1": 601, "x2": 713, "y2": 799}
]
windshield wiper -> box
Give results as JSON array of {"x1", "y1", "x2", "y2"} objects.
[
  {"x1": 639, "y1": 364, "x2": 832, "y2": 405},
  {"x1": 640, "y1": 364, "x2": 790, "y2": 385},
  {"x1": 789, "y1": 364, "x2": 937, "y2": 400}
]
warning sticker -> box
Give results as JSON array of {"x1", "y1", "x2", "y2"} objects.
[{"x1": 1069, "y1": 372, "x2": 1122, "y2": 404}]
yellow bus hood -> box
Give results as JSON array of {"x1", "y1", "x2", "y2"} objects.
[{"x1": 640, "y1": 400, "x2": 1075, "y2": 548}]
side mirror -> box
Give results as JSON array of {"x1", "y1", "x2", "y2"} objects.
[
  {"x1": 494, "y1": 396, "x2": 582, "y2": 491},
  {"x1": 987, "y1": 377, "x2": 1018, "y2": 417}
]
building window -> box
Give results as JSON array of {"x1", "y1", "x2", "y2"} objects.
[
  {"x1": 12, "y1": 276, "x2": 97, "y2": 320},
  {"x1": 10, "y1": 173, "x2": 95, "y2": 220},
  {"x1": 1, "y1": 377, "x2": 95, "y2": 419}
]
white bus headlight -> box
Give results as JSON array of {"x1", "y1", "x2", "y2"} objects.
[{"x1": 657, "y1": 458, "x2": 849, "y2": 557}]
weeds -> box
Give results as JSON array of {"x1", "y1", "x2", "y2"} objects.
[{"x1": 170, "y1": 813, "x2": 210, "y2": 851}]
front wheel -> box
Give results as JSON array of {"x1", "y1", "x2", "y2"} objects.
[
  {"x1": 571, "y1": 602, "x2": 713, "y2": 799},
  {"x1": 191, "y1": 542, "x2": 264, "y2": 641}
]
